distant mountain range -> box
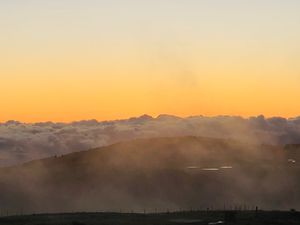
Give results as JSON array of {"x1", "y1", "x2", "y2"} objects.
[
  {"x1": 0, "y1": 136, "x2": 299, "y2": 213},
  {"x1": 1, "y1": 114, "x2": 300, "y2": 166}
]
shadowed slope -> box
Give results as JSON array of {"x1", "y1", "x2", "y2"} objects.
[{"x1": 0, "y1": 136, "x2": 299, "y2": 213}]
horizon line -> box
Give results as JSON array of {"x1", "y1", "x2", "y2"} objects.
[{"x1": 1, "y1": 113, "x2": 300, "y2": 125}]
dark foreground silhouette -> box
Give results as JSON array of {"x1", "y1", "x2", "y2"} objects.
[{"x1": 0, "y1": 210, "x2": 300, "y2": 225}]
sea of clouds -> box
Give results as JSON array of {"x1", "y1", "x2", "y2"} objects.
[{"x1": 1, "y1": 114, "x2": 300, "y2": 166}]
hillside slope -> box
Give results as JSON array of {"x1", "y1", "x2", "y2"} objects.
[{"x1": 0, "y1": 136, "x2": 299, "y2": 213}]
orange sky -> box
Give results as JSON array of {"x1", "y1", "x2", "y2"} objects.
[{"x1": 1, "y1": 0, "x2": 300, "y2": 122}]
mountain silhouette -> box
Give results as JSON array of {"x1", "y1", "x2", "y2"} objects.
[{"x1": 0, "y1": 136, "x2": 299, "y2": 213}]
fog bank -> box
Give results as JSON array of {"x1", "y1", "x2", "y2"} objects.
[{"x1": 1, "y1": 115, "x2": 300, "y2": 166}]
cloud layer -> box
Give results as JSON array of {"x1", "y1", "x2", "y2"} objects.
[{"x1": 1, "y1": 114, "x2": 300, "y2": 166}]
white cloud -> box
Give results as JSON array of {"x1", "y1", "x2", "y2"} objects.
[{"x1": 0, "y1": 115, "x2": 300, "y2": 166}]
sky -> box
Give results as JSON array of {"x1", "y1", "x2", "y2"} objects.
[{"x1": 1, "y1": 0, "x2": 300, "y2": 122}]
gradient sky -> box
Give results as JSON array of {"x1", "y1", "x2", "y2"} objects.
[{"x1": 1, "y1": 0, "x2": 300, "y2": 122}]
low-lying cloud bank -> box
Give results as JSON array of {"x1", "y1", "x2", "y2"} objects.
[{"x1": 1, "y1": 114, "x2": 300, "y2": 166}]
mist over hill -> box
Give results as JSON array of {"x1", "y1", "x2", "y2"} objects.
[
  {"x1": 1, "y1": 115, "x2": 300, "y2": 166},
  {"x1": 0, "y1": 136, "x2": 299, "y2": 214}
]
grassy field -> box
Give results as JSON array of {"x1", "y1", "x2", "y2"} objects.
[{"x1": 0, "y1": 210, "x2": 299, "y2": 225}]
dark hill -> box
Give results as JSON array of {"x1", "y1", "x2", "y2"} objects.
[{"x1": 0, "y1": 136, "x2": 299, "y2": 214}]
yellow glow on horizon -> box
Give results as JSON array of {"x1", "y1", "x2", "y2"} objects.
[{"x1": 1, "y1": 0, "x2": 300, "y2": 122}]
